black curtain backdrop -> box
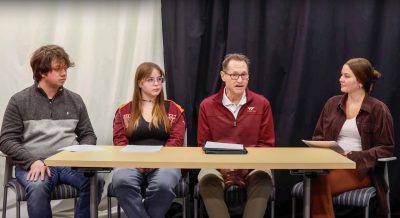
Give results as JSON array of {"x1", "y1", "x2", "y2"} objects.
[{"x1": 162, "y1": 0, "x2": 400, "y2": 217}]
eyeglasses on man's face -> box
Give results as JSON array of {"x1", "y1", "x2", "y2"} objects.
[
  {"x1": 144, "y1": 77, "x2": 165, "y2": 84},
  {"x1": 223, "y1": 71, "x2": 250, "y2": 80}
]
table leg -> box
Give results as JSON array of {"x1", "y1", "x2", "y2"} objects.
[
  {"x1": 303, "y1": 175, "x2": 311, "y2": 218},
  {"x1": 90, "y1": 172, "x2": 98, "y2": 218}
]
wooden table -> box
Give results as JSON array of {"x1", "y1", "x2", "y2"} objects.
[{"x1": 45, "y1": 146, "x2": 355, "y2": 218}]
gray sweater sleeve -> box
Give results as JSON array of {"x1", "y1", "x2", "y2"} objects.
[
  {"x1": 0, "y1": 97, "x2": 38, "y2": 169},
  {"x1": 75, "y1": 96, "x2": 97, "y2": 145}
]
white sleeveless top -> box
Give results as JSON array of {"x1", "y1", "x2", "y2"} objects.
[{"x1": 337, "y1": 117, "x2": 362, "y2": 151}]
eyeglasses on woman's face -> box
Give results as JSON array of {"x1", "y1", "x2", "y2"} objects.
[{"x1": 144, "y1": 77, "x2": 165, "y2": 84}]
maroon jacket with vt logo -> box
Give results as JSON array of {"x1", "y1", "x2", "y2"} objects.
[{"x1": 197, "y1": 87, "x2": 275, "y2": 147}]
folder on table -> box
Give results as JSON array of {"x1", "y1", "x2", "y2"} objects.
[
  {"x1": 203, "y1": 141, "x2": 248, "y2": 154},
  {"x1": 302, "y1": 139, "x2": 345, "y2": 154}
]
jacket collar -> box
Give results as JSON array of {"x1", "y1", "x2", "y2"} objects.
[
  {"x1": 34, "y1": 81, "x2": 64, "y2": 99},
  {"x1": 337, "y1": 93, "x2": 373, "y2": 114},
  {"x1": 212, "y1": 86, "x2": 254, "y2": 104}
]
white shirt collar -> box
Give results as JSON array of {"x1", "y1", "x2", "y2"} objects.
[{"x1": 222, "y1": 88, "x2": 247, "y2": 106}]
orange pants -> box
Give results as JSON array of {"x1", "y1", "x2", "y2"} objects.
[{"x1": 311, "y1": 169, "x2": 371, "y2": 218}]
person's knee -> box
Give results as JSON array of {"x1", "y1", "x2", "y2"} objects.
[
  {"x1": 25, "y1": 180, "x2": 51, "y2": 199},
  {"x1": 151, "y1": 180, "x2": 175, "y2": 195},
  {"x1": 247, "y1": 172, "x2": 273, "y2": 193},
  {"x1": 248, "y1": 171, "x2": 271, "y2": 183},
  {"x1": 112, "y1": 169, "x2": 143, "y2": 197},
  {"x1": 150, "y1": 169, "x2": 180, "y2": 193},
  {"x1": 199, "y1": 174, "x2": 223, "y2": 191},
  {"x1": 159, "y1": 168, "x2": 181, "y2": 182},
  {"x1": 112, "y1": 170, "x2": 131, "y2": 188},
  {"x1": 27, "y1": 179, "x2": 49, "y2": 190}
]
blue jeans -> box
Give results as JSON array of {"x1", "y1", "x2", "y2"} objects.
[
  {"x1": 15, "y1": 165, "x2": 104, "y2": 218},
  {"x1": 112, "y1": 168, "x2": 181, "y2": 218}
]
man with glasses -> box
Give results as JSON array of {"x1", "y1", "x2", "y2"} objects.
[
  {"x1": 197, "y1": 53, "x2": 275, "y2": 218},
  {"x1": 0, "y1": 45, "x2": 104, "y2": 218}
]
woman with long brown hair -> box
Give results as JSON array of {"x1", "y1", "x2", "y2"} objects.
[
  {"x1": 311, "y1": 58, "x2": 395, "y2": 217},
  {"x1": 111, "y1": 62, "x2": 186, "y2": 218}
]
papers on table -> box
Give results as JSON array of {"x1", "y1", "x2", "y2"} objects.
[
  {"x1": 58, "y1": 145, "x2": 105, "y2": 152},
  {"x1": 203, "y1": 141, "x2": 247, "y2": 154},
  {"x1": 120, "y1": 145, "x2": 163, "y2": 153},
  {"x1": 301, "y1": 140, "x2": 345, "y2": 154}
]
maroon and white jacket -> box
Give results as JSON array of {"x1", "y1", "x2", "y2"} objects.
[
  {"x1": 113, "y1": 100, "x2": 186, "y2": 146},
  {"x1": 197, "y1": 87, "x2": 275, "y2": 147}
]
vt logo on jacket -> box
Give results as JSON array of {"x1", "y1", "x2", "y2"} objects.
[
  {"x1": 247, "y1": 106, "x2": 256, "y2": 113},
  {"x1": 168, "y1": 114, "x2": 176, "y2": 123}
]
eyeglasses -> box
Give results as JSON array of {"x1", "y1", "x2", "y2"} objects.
[
  {"x1": 223, "y1": 71, "x2": 250, "y2": 80},
  {"x1": 144, "y1": 77, "x2": 165, "y2": 84}
]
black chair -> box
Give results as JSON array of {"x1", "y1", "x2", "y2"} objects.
[
  {"x1": 107, "y1": 172, "x2": 190, "y2": 218},
  {"x1": 1, "y1": 152, "x2": 79, "y2": 218},
  {"x1": 291, "y1": 157, "x2": 397, "y2": 218},
  {"x1": 193, "y1": 176, "x2": 276, "y2": 218}
]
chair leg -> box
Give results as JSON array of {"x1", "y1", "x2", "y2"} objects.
[
  {"x1": 107, "y1": 196, "x2": 112, "y2": 218},
  {"x1": 16, "y1": 200, "x2": 21, "y2": 218},
  {"x1": 74, "y1": 198, "x2": 77, "y2": 216},
  {"x1": 365, "y1": 204, "x2": 369, "y2": 218},
  {"x1": 386, "y1": 183, "x2": 391, "y2": 218},
  {"x1": 193, "y1": 198, "x2": 197, "y2": 218},
  {"x1": 182, "y1": 196, "x2": 187, "y2": 218},
  {"x1": 292, "y1": 197, "x2": 296, "y2": 218},
  {"x1": 2, "y1": 187, "x2": 7, "y2": 218},
  {"x1": 270, "y1": 199, "x2": 275, "y2": 218},
  {"x1": 383, "y1": 161, "x2": 391, "y2": 218},
  {"x1": 117, "y1": 203, "x2": 121, "y2": 218}
]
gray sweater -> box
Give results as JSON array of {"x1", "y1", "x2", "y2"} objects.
[{"x1": 0, "y1": 83, "x2": 96, "y2": 170}]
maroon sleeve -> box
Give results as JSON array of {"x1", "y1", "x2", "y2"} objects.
[
  {"x1": 165, "y1": 102, "x2": 186, "y2": 147},
  {"x1": 347, "y1": 103, "x2": 395, "y2": 169},
  {"x1": 257, "y1": 99, "x2": 275, "y2": 147},
  {"x1": 113, "y1": 108, "x2": 128, "y2": 146},
  {"x1": 312, "y1": 103, "x2": 328, "y2": 141}
]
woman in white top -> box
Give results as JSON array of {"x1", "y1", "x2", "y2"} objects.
[{"x1": 311, "y1": 58, "x2": 395, "y2": 217}]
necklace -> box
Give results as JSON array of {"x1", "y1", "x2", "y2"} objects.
[{"x1": 141, "y1": 99, "x2": 154, "y2": 103}]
